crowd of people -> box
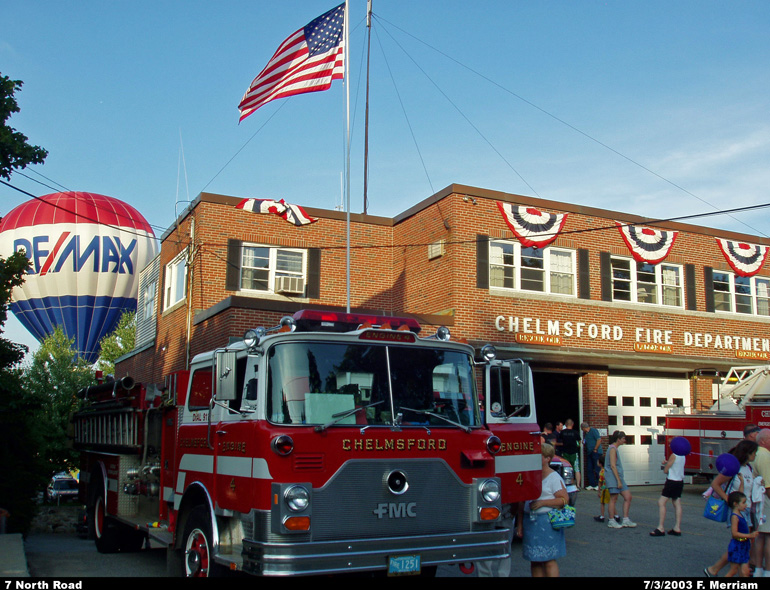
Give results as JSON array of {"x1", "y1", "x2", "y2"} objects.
[
  {"x1": 702, "y1": 424, "x2": 770, "y2": 578},
  {"x1": 488, "y1": 419, "x2": 640, "y2": 577},
  {"x1": 483, "y1": 419, "x2": 770, "y2": 578}
]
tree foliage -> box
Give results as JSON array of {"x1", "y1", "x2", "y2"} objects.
[
  {"x1": 96, "y1": 310, "x2": 136, "y2": 375},
  {"x1": 0, "y1": 75, "x2": 50, "y2": 533},
  {"x1": 0, "y1": 251, "x2": 30, "y2": 367},
  {"x1": 0, "y1": 74, "x2": 48, "y2": 180},
  {"x1": 23, "y1": 327, "x2": 94, "y2": 470},
  {"x1": 0, "y1": 252, "x2": 43, "y2": 535}
]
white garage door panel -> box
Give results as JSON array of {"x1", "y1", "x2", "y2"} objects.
[{"x1": 607, "y1": 376, "x2": 689, "y2": 486}]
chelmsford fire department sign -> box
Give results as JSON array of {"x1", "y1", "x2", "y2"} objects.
[{"x1": 494, "y1": 315, "x2": 770, "y2": 360}]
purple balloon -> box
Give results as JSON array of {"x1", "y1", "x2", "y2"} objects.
[
  {"x1": 716, "y1": 453, "x2": 740, "y2": 477},
  {"x1": 670, "y1": 436, "x2": 691, "y2": 457}
]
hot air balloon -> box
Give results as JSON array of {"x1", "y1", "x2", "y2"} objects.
[{"x1": 0, "y1": 192, "x2": 158, "y2": 363}]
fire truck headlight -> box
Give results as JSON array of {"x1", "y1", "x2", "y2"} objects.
[
  {"x1": 480, "y1": 479, "x2": 501, "y2": 504},
  {"x1": 284, "y1": 485, "x2": 310, "y2": 512}
]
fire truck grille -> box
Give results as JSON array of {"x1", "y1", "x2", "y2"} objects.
[{"x1": 310, "y1": 458, "x2": 471, "y2": 541}]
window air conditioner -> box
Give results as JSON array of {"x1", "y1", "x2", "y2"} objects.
[{"x1": 274, "y1": 275, "x2": 306, "y2": 295}]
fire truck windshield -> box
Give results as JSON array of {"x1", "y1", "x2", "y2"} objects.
[{"x1": 266, "y1": 341, "x2": 480, "y2": 428}]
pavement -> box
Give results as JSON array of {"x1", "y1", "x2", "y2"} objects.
[
  {"x1": 0, "y1": 483, "x2": 737, "y2": 578},
  {"x1": 0, "y1": 533, "x2": 30, "y2": 577}
]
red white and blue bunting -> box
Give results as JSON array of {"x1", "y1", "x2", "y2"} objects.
[
  {"x1": 236, "y1": 198, "x2": 318, "y2": 226},
  {"x1": 717, "y1": 239, "x2": 769, "y2": 277},
  {"x1": 615, "y1": 222, "x2": 678, "y2": 264},
  {"x1": 497, "y1": 202, "x2": 567, "y2": 248}
]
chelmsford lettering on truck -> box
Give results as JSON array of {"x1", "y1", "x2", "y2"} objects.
[{"x1": 342, "y1": 438, "x2": 447, "y2": 451}]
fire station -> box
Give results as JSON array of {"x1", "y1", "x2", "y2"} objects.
[{"x1": 117, "y1": 183, "x2": 770, "y2": 487}]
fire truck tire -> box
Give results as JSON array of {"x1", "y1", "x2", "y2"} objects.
[
  {"x1": 90, "y1": 489, "x2": 120, "y2": 554},
  {"x1": 182, "y1": 506, "x2": 225, "y2": 578}
]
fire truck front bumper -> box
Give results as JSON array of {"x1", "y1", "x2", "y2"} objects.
[{"x1": 241, "y1": 527, "x2": 510, "y2": 576}]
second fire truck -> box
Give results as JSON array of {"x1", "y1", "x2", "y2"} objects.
[{"x1": 666, "y1": 365, "x2": 770, "y2": 477}]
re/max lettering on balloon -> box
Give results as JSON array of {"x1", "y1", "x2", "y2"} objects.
[{"x1": 14, "y1": 234, "x2": 137, "y2": 275}]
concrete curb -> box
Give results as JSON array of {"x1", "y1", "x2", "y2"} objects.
[{"x1": 0, "y1": 534, "x2": 30, "y2": 576}]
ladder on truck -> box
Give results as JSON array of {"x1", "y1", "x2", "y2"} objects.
[{"x1": 720, "y1": 365, "x2": 770, "y2": 410}]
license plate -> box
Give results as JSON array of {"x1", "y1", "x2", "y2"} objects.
[{"x1": 388, "y1": 554, "x2": 421, "y2": 576}]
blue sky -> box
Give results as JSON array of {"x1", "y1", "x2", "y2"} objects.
[{"x1": 2, "y1": 0, "x2": 770, "y2": 355}]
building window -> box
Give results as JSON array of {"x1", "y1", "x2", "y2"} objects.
[
  {"x1": 136, "y1": 255, "x2": 160, "y2": 347},
  {"x1": 610, "y1": 256, "x2": 683, "y2": 308},
  {"x1": 143, "y1": 279, "x2": 157, "y2": 322},
  {"x1": 489, "y1": 240, "x2": 576, "y2": 296},
  {"x1": 713, "y1": 271, "x2": 770, "y2": 316},
  {"x1": 164, "y1": 250, "x2": 187, "y2": 310},
  {"x1": 758, "y1": 278, "x2": 770, "y2": 316},
  {"x1": 241, "y1": 244, "x2": 307, "y2": 295}
]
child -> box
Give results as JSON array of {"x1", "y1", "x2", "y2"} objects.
[
  {"x1": 650, "y1": 451, "x2": 686, "y2": 536},
  {"x1": 726, "y1": 491, "x2": 759, "y2": 577},
  {"x1": 593, "y1": 455, "x2": 610, "y2": 522}
]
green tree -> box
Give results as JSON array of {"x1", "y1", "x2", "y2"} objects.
[
  {"x1": 0, "y1": 252, "x2": 44, "y2": 534},
  {"x1": 0, "y1": 74, "x2": 47, "y2": 180},
  {"x1": 0, "y1": 251, "x2": 30, "y2": 367},
  {"x1": 23, "y1": 327, "x2": 94, "y2": 472},
  {"x1": 0, "y1": 75, "x2": 49, "y2": 533},
  {"x1": 96, "y1": 310, "x2": 136, "y2": 375}
]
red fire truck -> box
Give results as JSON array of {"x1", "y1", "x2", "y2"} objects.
[
  {"x1": 665, "y1": 365, "x2": 770, "y2": 477},
  {"x1": 73, "y1": 310, "x2": 541, "y2": 577}
]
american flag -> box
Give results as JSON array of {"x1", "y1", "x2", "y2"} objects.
[
  {"x1": 238, "y1": 3, "x2": 345, "y2": 121},
  {"x1": 236, "y1": 198, "x2": 318, "y2": 226}
]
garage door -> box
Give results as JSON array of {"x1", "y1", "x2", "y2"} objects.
[{"x1": 607, "y1": 375, "x2": 689, "y2": 485}]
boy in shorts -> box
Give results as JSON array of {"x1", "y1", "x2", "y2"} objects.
[{"x1": 650, "y1": 451, "x2": 686, "y2": 536}]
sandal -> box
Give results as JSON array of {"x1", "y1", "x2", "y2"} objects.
[
  {"x1": 649, "y1": 529, "x2": 665, "y2": 537},
  {"x1": 668, "y1": 529, "x2": 682, "y2": 536}
]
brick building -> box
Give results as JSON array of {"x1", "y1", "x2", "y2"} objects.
[{"x1": 117, "y1": 183, "x2": 770, "y2": 485}]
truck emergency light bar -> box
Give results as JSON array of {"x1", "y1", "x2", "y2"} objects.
[{"x1": 291, "y1": 310, "x2": 422, "y2": 334}]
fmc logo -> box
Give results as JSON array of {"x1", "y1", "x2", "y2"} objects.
[
  {"x1": 373, "y1": 502, "x2": 417, "y2": 519},
  {"x1": 14, "y1": 234, "x2": 137, "y2": 276}
]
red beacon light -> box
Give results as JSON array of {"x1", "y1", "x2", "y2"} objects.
[{"x1": 292, "y1": 310, "x2": 421, "y2": 334}]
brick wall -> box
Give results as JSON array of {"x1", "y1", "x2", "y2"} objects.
[{"x1": 117, "y1": 185, "x2": 770, "y2": 427}]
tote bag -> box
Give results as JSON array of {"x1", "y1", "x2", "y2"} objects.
[
  {"x1": 703, "y1": 480, "x2": 733, "y2": 523},
  {"x1": 547, "y1": 505, "x2": 576, "y2": 529}
]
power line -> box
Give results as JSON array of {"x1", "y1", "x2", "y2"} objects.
[
  {"x1": 0, "y1": 179, "x2": 160, "y2": 244},
  {"x1": 373, "y1": 14, "x2": 768, "y2": 239},
  {"x1": 5, "y1": 177, "x2": 770, "y2": 253}
]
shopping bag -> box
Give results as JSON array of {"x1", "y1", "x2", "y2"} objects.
[{"x1": 547, "y1": 505, "x2": 576, "y2": 529}]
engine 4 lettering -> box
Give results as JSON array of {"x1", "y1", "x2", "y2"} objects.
[{"x1": 373, "y1": 502, "x2": 417, "y2": 519}]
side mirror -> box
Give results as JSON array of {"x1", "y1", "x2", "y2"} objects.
[
  {"x1": 508, "y1": 359, "x2": 531, "y2": 406},
  {"x1": 216, "y1": 351, "x2": 237, "y2": 401}
]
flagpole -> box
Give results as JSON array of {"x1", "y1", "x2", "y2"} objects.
[
  {"x1": 363, "y1": 0, "x2": 372, "y2": 215},
  {"x1": 345, "y1": 0, "x2": 351, "y2": 313}
]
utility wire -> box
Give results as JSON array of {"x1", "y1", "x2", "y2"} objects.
[
  {"x1": 375, "y1": 16, "x2": 541, "y2": 199},
  {"x1": 9, "y1": 171, "x2": 169, "y2": 238},
  {"x1": 5, "y1": 177, "x2": 770, "y2": 254},
  {"x1": 373, "y1": 26, "x2": 434, "y2": 194},
  {"x1": 373, "y1": 14, "x2": 767, "y2": 238},
  {"x1": 0, "y1": 179, "x2": 160, "y2": 243}
]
